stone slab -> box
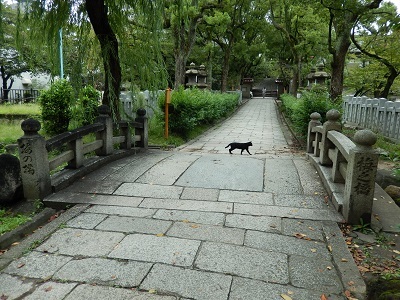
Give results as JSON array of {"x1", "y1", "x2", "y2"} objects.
[
  {"x1": 108, "y1": 234, "x2": 201, "y2": 267},
  {"x1": 194, "y1": 242, "x2": 289, "y2": 283},
  {"x1": 264, "y1": 158, "x2": 303, "y2": 194},
  {"x1": 180, "y1": 187, "x2": 219, "y2": 201},
  {"x1": 373, "y1": 183, "x2": 400, "y2": 233},
  {"x1": 64, "y1": 284, "x2": 177, "y2": 300},
  {"x1": 67, "y1": 213, "x2": 107, "y2": 229},
  {"x1": 234, "y1": 203, "x2": 344, "y2": 222},
  {"x1": 289, "y1": 255, "x2": 343, "y2": 294},
  {"x1": 140, "y1": 198, "x2": 233, "y2": 213},
  {"x1": 24, "y1": 282, "x2": 77, "y2": 300},
  {"x1": 0, "y1": 273, "x2": 34, "y2": 299},
  {"x1": 274, "y1": 194, "x2": 329, "y2": 209},
  {"x1": 85, "y1": 205, "x2": 156, "y2": 217},
  {"x1": 140, "y1": 264, "x2": 232, "y2": 300},
  {"x1": 36, "y1": 228, "x2": 125, "y2": 256},
  {"x1": 107, "y1": 151, "x2": 173, "y2": 182},
  {"x1": 244, "y1": 231, "x2": 331, "y2": 259},
  {"x1": 153, "y1": 209, "x2": 225, "y2": 225},
  {"x1": 282, "y1": 218, "x2": 325, "y2": 242},
  {"x1": 166, "y1": 222, "x2": 245, "y2": 245},
  {"x1": 218, "y1": 190, "x2": 273, "y2": 205},
  {"x1": 136, "y1": 154, "x2": 200, "y2": 185},
  {"x1": 229, "y1": 277, "x2": 333, "y2": 300},
  {"x1": 225, "y1": 214, "x2": 281, "y2": 233},
  {"x1": 64, "y1": 179, "x2": 122, "y2": 194},
  {"x1": 114, "y1": 183, "x2": 183, "y2": 199},
  {"x1": 44, "y1": 192, "x2": 143, "y2": 207},
  {"x1": 54, "y1": 257, "x2": 152, "y2": 287},
  {"x1": 293, "y1": 158, "x2": 327, "y2": 196},
  {"x1": 4, "y1": 251, "x2": 72, "y2": 279},
  {"x1": 175, "y1": 155, "x2": 264, "y2": 191},
  {"x1": 96, "y1": 216, "x2": 172, "y2": 234}
]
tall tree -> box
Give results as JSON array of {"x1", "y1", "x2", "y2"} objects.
[
  {"x1": 164, "y1": 0, "x2": 220, "y2": 89},
  {"x1": 269, "y1": 0, "x2": 329, "y2": 96},
  {"x1": 350, "y1": 2, "x2": 400, "y2": 98},
  {"x1": 320, "y1": 0, "x2": 383, "y2": 102}
]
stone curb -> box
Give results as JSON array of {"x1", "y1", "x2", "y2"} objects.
[
  {"x1": 322, "y1": 221, "x2": 366, "y2": 298},
  {"x1": 0, "y1": 207, "x2": 56, "y2": 250},
  {"x1": 0, "y1": 204, "x2": 89, "y2": 270}
]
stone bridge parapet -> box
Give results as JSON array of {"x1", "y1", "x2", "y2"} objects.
[
  {"x1": 307, "y1": 109, "x2": 379, "y2": 225},
  {"x1": 17, "y1": 105, "x2": 148, "y2": 201}
]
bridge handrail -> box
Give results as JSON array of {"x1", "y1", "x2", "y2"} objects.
[
  {"x1": 17, "y1": 105, "x2": 148, "y2": 201},
  {"x1": 307, "y1": 109, "x2": 379, "y2": 225}
]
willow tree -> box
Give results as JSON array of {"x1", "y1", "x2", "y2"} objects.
[
  {"x1": 21, "y1": 0, "x2": 165, "y2": 120},
  {"x1": 320, "y1": 0, "x2": 383, "y2": 102}
]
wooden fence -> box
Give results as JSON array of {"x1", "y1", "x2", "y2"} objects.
[{"x1": 343, "y1": 95, "x2": 400, "y2": 142}]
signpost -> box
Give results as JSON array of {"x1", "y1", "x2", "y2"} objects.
[{"x1": 164, "y1": 88, "x2": 172, "y2": 139}]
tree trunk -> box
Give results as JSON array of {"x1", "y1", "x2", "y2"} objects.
[
  {"x1": 380, "y1": 70, "x2": 398, "y2": 99},
  {"x1": 221, "y1": 43, "x2": 232, "y2": 92},
  {"x1": 330, "y1": 34, "x2": 351, "y2": 102},
  {"x1": 85, "y1": 0, "x2": 121, "y2": 120}
]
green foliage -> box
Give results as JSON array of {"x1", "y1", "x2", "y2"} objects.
[
  {"x1": 39, "y1": 80, "x2": 74, "y2": 135},
  {"x1": 0, "y1": 209, "x2": 31, "y2": 235},
  {"x1": 70, "y1": 85, "x2": 100, "y2": 128},
  {"x1": 281, "y1": 87, "x2": 340, "y2": 138},
  {"x1": 158, "y1": 88, "x2": 239, "y2": 139}
]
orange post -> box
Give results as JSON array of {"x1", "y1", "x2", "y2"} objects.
[{"x1": 164, "y1": 88, "x2": 172, "y2": 139}]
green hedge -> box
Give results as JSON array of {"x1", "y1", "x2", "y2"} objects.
[
  {"x1": 281, "y1": 87, "x2": 341, "y2": 138},
  {"x1": 159, "y1": 88, "x2": 239, "y2": 138}
]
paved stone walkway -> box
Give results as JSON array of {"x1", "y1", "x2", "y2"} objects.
[{"x1": 0, "y1": 98, "x2": 365, "y2": 299}]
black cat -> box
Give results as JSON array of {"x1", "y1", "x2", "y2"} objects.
[{"x1": 225, "y1": 142, "x2": 253, "y2": 155}]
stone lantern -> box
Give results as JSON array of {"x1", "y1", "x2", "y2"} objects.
[
  {"x1": 185, "y1": 62, "x2": 198, "y2": 88},
  {"x1": 306, "y1": 67, "x2": 316, "y2": 88},
  {"x1": 312, "y1": 63, "x2": 330, "y2": 85},
  {"x1": 197, "y1": 64, "x2": 208, "y2": 89}
]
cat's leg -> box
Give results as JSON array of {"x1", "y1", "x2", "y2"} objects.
[
  {"x1": 246, "y1": 149, "x2": 252, "y2": 155},
  {"x1": 229, "y1": 148, "x2": 233, "y2": 154},
  {"x1": 241, "y1": 149, "x2": 244, "y2": 155}
]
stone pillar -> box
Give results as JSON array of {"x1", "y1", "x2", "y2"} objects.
[
  {"x1": 307, "y1": 112, "x2": 321, "y2": 153},
  {"x1": 343, "y1": 129, "x2": 378, "y2": 225},
  {"x1": 17, "y1": 119, "x2": 51, "y2": 200},
  {"x1": 135, "y1": 108, "x2": 148, "y2": 149},
  {"x1": 120, "y1": 121, "x2": 131, "y2": 150},
  {"x1": 67, "y1": 138, "x2": 84, "y2": 169},
  {"x1": 319, "y1": 109, "x2": 342, "y2": 165},
  {"x1": 95, "y1": 105, "x2": 114, "y2": 156}
]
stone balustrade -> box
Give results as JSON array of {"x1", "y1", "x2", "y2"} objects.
[
  {"x1": 17, "y1": 105, "x2": 148, "y2": 201},
  {"x1": 307, "y1": 109, "x2": 379, "y2": 225}
]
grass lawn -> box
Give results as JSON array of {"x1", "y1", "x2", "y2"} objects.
[{"x1": 0, "y1": 103, "x2": 41, "y2": 116}]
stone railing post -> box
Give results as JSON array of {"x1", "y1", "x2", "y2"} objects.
[
  {"x1": 17, "y1": 119, "x2": 51, "y2": 200},
  {"x1": 120, "y1": 121, "x2": 131, "y2": 150},
  {"x1": 307, "y1": 112, "x2": 321, "y2": 153},
  {"x1": 343, "y1": 130, "x2": 378, "y2": 225},
  {"x1": 95, "y1": 105, "x2": 114, "y2": 156},
  {"x1": 319, "y1": 109, "x2": 342, "y2": 165},
  {"x1": 135, "y1": 108, "x2": 148, "y2": 149}
]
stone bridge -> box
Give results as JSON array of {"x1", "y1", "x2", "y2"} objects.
[{"x1": 1, "y1": 97, "x2": 388, "y2": 299}]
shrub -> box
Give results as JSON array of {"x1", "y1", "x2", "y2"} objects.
[
  {"x1": 158, "y1": 87, "x2": 239, "y2": 139},
  {"x1": 281, "y1": 87, "x2": 341, "y2": 138},
  {"x1": 71, "y1": 85, "x2": 101, "y2": 128},
  {"x1": 39, "y1": 80, "x2": 74, "y2": 135}
]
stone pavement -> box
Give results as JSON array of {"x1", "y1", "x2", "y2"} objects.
[{"x1": 0, "y1": 98, "x2": 366, "y2": 299}]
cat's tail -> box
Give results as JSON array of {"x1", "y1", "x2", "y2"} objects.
[{"x1": 225, "y1": 144, "x2": 230, "y2": 148}]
